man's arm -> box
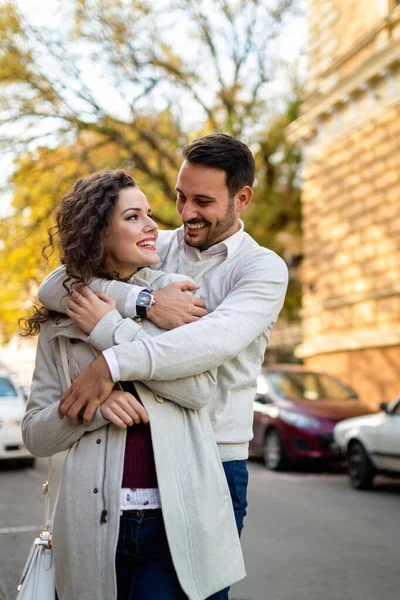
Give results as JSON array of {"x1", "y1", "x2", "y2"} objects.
[
  {"x1": 66, "y1": 293, "x2": 217, "y2": 411},
  {"x1": 58, "y1": 251, "x2": 288, "y2": 425},
  {"x1": 113, "y1": 252, "x2": 289, "y2": 382},
  {"x1": 38, "y1": 266, "x2": 206, "y2": 329}
]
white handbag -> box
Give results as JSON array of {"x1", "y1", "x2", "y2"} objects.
[
  {"x1": 16, "y1": 459, "x2": 56, "y2": 599},
  {"x1": 17, "y1": 337, "x2": 71, "y2": 599}
]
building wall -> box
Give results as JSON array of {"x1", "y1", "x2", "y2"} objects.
[
  {"x1": 307, "y1": 0, "x2": 382, "y2": 94},
  {"x1": 306, "y1": 346, "x2": 400, "y2": 407},
  {"x1": 289, "y1": 1, "x2": 400, "y2": 409}
]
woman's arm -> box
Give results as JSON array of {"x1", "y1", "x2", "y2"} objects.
[
  {"x1": 22, "y1": 328, "x2": 111, "y2": 457},
  {"x1": 22, "y1": 327, "x2": 152, "y2": 454}
]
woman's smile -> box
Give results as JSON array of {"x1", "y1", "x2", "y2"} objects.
[{"x1": 103, "y1": 187, "x2": 160, "y2": 278}]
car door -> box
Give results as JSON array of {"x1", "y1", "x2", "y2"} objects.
[{"x1": 374, "y1": 398, "x2": 400, "y2": 472}]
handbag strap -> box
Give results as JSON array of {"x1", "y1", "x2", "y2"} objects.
[
  {"x1": 43, "y1": 456, "x2": 52, "y2": 529},
  {"x1": 41, "y1": 337, "x2": 71, "y2": 534}
]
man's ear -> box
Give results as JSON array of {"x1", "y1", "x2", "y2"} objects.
[{"x1": 235, "y1": 186, "x2": 253, "y2": 215}]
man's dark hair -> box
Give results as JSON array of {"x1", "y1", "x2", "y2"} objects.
[{"x1": 182, "y1": 133, "x2": 255, "y2": 197}]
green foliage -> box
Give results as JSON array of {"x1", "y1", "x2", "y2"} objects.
[
  {"x1": 245, "y1": 93, "x2": 303, "y2": 320},
  {"x1": 0, "y1": 0, "x2": 303, "y2": 338}
]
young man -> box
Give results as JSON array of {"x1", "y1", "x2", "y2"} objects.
[{"x1": 39, "y1": 133, "x2": 288, "y2": 598}]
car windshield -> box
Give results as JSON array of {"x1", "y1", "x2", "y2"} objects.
[
  {"x1": 0, "y1": 376, "x2": 18, "y2": 398},
  {"x1": 268, "y1": 371, "x2": 357, "y2": 401}
]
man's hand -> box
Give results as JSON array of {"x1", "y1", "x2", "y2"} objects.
[
  {"x1": 66, "y1": 287, "x2": 116, "y2": 334},
  {"x1": 148, "y1": 281, "x2": 207, "y2": 329},
  {"x1": 59, "y1": 354, "x2": 114, "y2": 426},
  {"x1": 100, "y1": 390, "x2": 149, "y2": 429}
]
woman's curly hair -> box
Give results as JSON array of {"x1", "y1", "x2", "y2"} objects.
[{"x1": 20, "y1": 169, "x2": 136, "y2": 336}]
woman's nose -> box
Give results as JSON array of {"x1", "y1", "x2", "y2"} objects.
[{"x1": 144, "y1": 216, "x2": 158, "y2": 231}]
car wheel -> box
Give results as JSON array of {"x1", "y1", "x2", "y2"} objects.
[
  {"x1": 20, "y1": 457, "x2": 36, "y2": 468},
  {"x1": 347, "y1": 441, "x2": 375, "y2": 490},
  {"x1": 264, "y1": 429, "x2": 287, "y2": 471}
]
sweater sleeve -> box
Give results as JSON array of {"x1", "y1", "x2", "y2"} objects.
[
  {"x1": 87, "y1": 310, "x2": 217, "y2": 410},
  {"x1": 112, "y1": 251, "x2": 288, "y2": 382},
  {"x1": 22, "y1": 328, "x2": 110, "y2": 457},
  {"x1": 37, "y1": 265, "x2": 144, "y2": 317}
]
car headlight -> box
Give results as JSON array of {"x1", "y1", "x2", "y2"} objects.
[{"x1": 280, "y1": 409, "x2": 322, "y2": 429}]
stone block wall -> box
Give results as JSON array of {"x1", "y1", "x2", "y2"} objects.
[
  {"x1": 300, "y1": 103, "x2": 400, "y2": 407},
  {"x1": 289, "y1": 1, "x2": 400, "y2": 408}
]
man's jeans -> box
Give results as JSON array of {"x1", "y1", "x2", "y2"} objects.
[{"x1": 207, "y1": 459, "x2": 249, "y2": 600}]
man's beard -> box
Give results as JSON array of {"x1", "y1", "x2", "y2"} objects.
[{"x1": 184, "y1": 199, "x2": 236, "y2": 250}]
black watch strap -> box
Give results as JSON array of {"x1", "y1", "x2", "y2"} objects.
[{"x1": 136, "y1": 288, "x2": 154, "y2": 318}]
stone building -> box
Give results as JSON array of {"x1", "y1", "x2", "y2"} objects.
[{"x1": 288, "y1": 0, "x2": 400, "y2": 408}]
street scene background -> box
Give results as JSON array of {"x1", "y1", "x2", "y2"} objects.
[
  {"x1": 1, "y1": 1, "x2": 400, "y2": 599},
  {"x1": 1, "y1": 458, "x2": 399, "y2": 600}
]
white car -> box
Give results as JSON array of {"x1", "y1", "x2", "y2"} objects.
[
  {"x1": 334, "y1": 395, "x2": 400, "y2": 489},
  {"x1": 0, "y1": 368, "x2": 35, "y2": 467}
]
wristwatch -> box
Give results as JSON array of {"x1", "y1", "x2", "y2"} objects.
[{"x1": 136, "y1": 288, "x2": 155, "y2": 318}]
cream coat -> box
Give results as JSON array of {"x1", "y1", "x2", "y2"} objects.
[{"x1": 22, "y1": 270, "x2": 245, "y2": 600}]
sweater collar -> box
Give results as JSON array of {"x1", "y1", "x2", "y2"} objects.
[{"x1": 177, "y1": 220, "x2": 244, "y2": 262}]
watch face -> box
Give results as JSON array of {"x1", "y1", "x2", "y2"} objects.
[{"x1": 137, "y1": 292, "x2": 152, "y2": 308}]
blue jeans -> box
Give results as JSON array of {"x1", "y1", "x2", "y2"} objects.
[
  {"x1": 115, "y1": 509, "x2": 186, "y2": 599},
  {"x1": 207, "y1": 459, "x2": 249, "y2": 600},
  {"x1": 115, "y1": 460, "x2": 249, "y2": 600}
]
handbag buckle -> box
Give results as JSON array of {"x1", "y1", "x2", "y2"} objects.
[{"x1": 39, "y1": 527, "x2": 52, "y2": 548}]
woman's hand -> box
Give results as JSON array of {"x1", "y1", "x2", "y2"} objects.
[
  {"x1": 66, "y1": 287, "x2": 116, "y2": 334},
  {"x1": 100, "y1": 390, "x2": 149, "y2": 429}
]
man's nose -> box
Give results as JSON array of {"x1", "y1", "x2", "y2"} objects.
[{"x1": 180, "y1": 200, "x2": 198, "y2": 222}]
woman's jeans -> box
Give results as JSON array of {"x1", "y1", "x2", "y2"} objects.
[
  {"x1": 116, "y1": 460, "x2": 249, "y2": 600},
  {"x1": 116, "y1": 509, "x2": 186, "y2": 600}
]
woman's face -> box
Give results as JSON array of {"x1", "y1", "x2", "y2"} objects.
[{"x1": 103, "y1": 186, "x2": 160, "y2": 278}]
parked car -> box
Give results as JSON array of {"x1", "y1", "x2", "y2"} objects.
[
  {"x1": 250, "y1": 365, "x2": 371, "y2": 470},
  {"x1": 334, "y1": 395, "x2": 400, "y2": 490},
  {"x1": 0, "y1": 368, "x2": 35, "y2": 467}
]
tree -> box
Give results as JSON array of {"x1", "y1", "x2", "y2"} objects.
[
  {"x1": 0, "y1": 0, "x2": 303, "y2": 337},
  {"x1": 246, "y1": 90, "x2": 303, "y2": 320}
]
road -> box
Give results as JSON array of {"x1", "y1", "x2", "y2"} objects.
[{"x1": 1, "y1": 456, "x2": 399, "y2": 600}]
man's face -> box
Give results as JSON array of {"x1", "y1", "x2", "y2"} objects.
[{"x1": 175, "y1": 161, "x2": 240, "y2": 250}]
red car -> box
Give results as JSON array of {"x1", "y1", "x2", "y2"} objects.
[{"x1": 250, "y1": 365, "x2": 372, "y2": 470}]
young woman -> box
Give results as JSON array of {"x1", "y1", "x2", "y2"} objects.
[{"x1": 21, "y1": 170, "x2": 245, "y2": 600}]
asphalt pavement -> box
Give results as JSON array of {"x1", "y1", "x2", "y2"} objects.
[{"x1": 0, "y1": 456, "x2": 399, "y2": 600}]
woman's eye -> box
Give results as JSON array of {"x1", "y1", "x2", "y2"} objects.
[{"x1": 127, "y1": 215, "x2": 138, "y2": 221}]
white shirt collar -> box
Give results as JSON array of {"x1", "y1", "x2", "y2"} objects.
[{"x1": 177, "y1": 220, "x2": 244, "y2": 261}]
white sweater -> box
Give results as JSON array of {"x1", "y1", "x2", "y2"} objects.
[{"x1": 38, "y1": 227, "x2": 288, "y2": 461}]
